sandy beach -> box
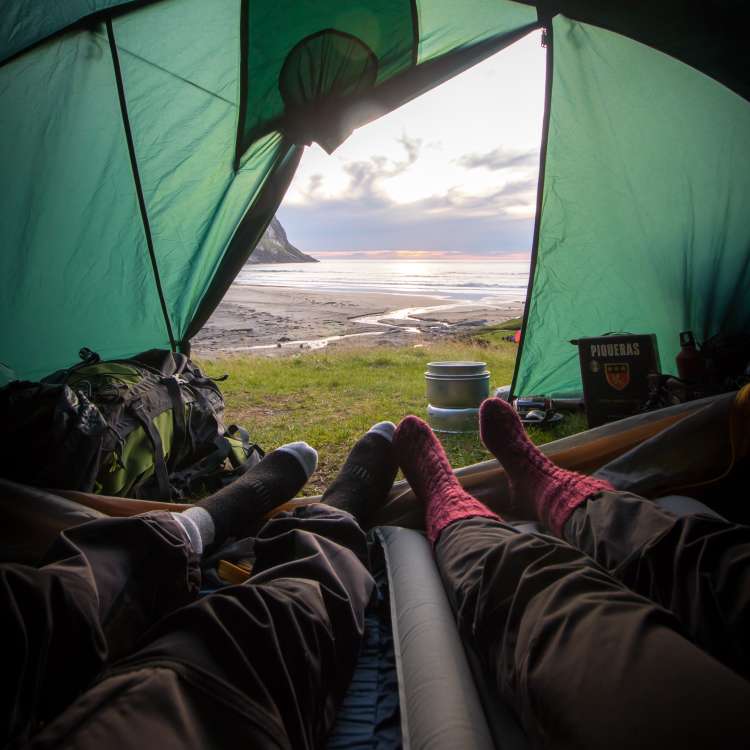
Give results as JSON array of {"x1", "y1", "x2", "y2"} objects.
[{"x1": 193, "y1": 284, "x2": 524, "y2": 356}]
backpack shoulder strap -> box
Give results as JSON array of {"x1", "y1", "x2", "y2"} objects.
[{"x1": 129, "y1": 397, "x2": 172, "y2": 500}]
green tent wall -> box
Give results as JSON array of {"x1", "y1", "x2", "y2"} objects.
[
  {"x1": 0, "y1": 0, "x2": 536, "y2": 381},
  {"x1": 1, "y1": 1, "x2": 748, "y2": 393},
  {"x1": 513, "y1": 15, "x2": 750, "y2": 396}
]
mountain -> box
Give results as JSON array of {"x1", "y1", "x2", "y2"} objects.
[{"x1": 248, "y1": 217, "x2": 318, "y2": 264}]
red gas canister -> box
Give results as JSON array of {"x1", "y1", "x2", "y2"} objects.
[{"x1": 675, "y1": 331, "x2": 704, "y2": 382}]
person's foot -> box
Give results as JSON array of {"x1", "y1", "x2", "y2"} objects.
[
  {"x1": 178, "y1": 442, "x2": 317, "y2": 550},
  {"x1": 479, "y1": 398, "x2": 612, "y2": 534},
  {"x1": 394, "y1": 415, "x2": 498, "y2": 545},
  {"x1": 322, "y1": 422, "x2": 398, "y2": 527}
]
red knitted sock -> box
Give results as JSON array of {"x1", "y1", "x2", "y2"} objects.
[
  {"x1": 479, "y1": 398, "x2": 614, "y2": 535},
  {"x1": 394, "y1": 415, "x2": 499, "y2": 545}
]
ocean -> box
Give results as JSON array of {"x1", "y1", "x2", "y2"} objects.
[{"x1": 235, "y1": 258, "x2": 530, "y2": 303}]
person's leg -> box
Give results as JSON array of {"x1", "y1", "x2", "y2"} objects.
[
  {"x1": 563, "y1": 490, "x2": 750, "y2": 678},
  {"x1": 477, "y1": 397, "x2": 615, "y2": 534},
  {"x1": 29, "y1": 508, "x2": 374, "y2": 750},
  {"x1": 438, "y1": 518, "x2": 750, "y2": 750},
  {"x1": 29, "y1": 429, "x2": 396, "y2": 749},
  {"x1": 479, "y1": 397, "x2": 750, "y2": 678},
  {"x1": 179, "y1": 441, "x2": 318, "y2": 549},
  {"x1": 322, "y1": 421, "x2": 398, "y2": 527},
  {"x1": 2, "y1": 511, "x2": 200, "y2": 746},
  {"x1": 3, "y1": 440, "x2": 318, "y2": 747},
  {"x1": 395, "y1": 415, "x2": 750, "y2": 750}
]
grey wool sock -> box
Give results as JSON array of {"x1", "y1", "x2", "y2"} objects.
[
  {"x1": 182, "y1": 442, "x2": 317, "y2": 550},
  {"x1": 277, "y1": 441, "x2": 319, "y2": 478},
  {"x1": 172, "y1": 508, "x2": 211, "y2": 555},
  {"x1": 322, "y1": 422, "x2": 398, "y2": 528}
]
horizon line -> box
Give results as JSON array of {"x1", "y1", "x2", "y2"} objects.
[{"x1": 309, "y1": 249, "x2": 531, "y2": 261}]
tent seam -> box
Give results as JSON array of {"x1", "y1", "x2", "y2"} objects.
[
  {"x1": 409, "y1": 0, "x2": 419, "y2": 65},
  {"x1": 106, "y1": 18, "x2": 177, "y2": 352},
  {"x1": 233, "y1": 0, "x2": 249, "y2": 171},
  {"x1": 510, "y1": 22, "x2": 554, "y2": 399},
  {"x1": 0, "y1": 0, "x2": 169, "y2": 68},
  {"x1": 93, "y1": 31, "x2": 235, "y2": 106}
]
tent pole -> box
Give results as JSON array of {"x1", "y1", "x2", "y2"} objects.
[
  {"x1": 106, "y1": 18, "x2": 177, "y2": 352},
  {"x1": 408, "y1": 0, "x2": 419, "y2": 65},
  {"x1": 233, "y1": 0, "x2": 250, "y2": 171},
  {"x1": 510, "y1": 21, "x2": 554, "y2": 400}
]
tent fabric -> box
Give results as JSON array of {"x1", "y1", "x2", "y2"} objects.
[
  {"x1": 0, "y1": 0, "x2": 292, "y2": 379},
  {"x1": 0, "y1": 0, "x2": 536, "y2": 382},
  {"x1": 513, "y1": 16, "x2": 750, "y2": 397},
  {"x1": 0, "y1": 0, "x2": 131, "y2": 64},
  {"x1": 234, "y1": 0, "x2": 538, "y2": 156},
  {"x1": 514, "y1": 0, "x2": 750, "y2": 104},
  {"x1": 238, "y1": 0, "x2": 418, "y2": 153},
  {"x1": 417, "y1": 0, "x2": 535, "y2": 64},
  {"x1": 6, "y1": 0, "x2": 748, "y2": 96},
  {"x1": 0, "y1": 29, "x2": 174, "y2": 375},
  {"x1": 111, "y1": 1, "x2": 288, "y2": 343},
  {"x1": 1, "y1": 0, "x2": 748, "y2": 393}
]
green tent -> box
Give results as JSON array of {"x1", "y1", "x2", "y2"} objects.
[{"x1": 1, "y1": 1, "x2": 748, "y2": 395}]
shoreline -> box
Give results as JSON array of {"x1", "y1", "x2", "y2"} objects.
[{"x1": 192, "y1": 284, "x2": 525, "y2": 356}]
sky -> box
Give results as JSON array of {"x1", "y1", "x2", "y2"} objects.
[{"x1": 277, "y1": 30, "x2": 546, "y2": 260}]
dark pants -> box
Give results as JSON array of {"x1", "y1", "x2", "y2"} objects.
[
  {"x1": 3, "y1": 505, "x2": 373, "y2": 749},
  {"x1": 436, "y1": 491, "x2": 750, "y2": 749}
]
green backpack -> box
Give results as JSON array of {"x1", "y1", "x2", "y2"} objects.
[{"x1": 1, "y1": 348, "x2": 263, "y2": 500}]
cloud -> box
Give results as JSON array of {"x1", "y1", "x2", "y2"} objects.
[
  {"x1": 306, "y1": 173, "x2": 324, "y2": 195},
  {"x1": 294, "y1": 133, "x2": 537, "y2": 216},
  {"x1": 342, "y1": 160, "x2": 380, "y2": 199},
  {"x1": 342, "y1": 133, "x2": 423, "y2": 195},
  {"x1": 290, "y1": 174, "x2": 535, "y2": 221},
  {"x1": 277, "y1": 195, "x2": 535, "y2": 254},
  {"x1": 279, "y1": 154, "x2": 538, "y2": 254},
  {"x1": 281, "y1": 136, "x2": 539, "y2": 254},
  {"x1": 397, "y1": 133, "x2": 422, "y2": 165},
  {"x1": 296, "y1": 134, "x2": 423, "y2": 203},
  {"x1": 458, "y1": 147, "x2": 538, "y2": 171},
  {"x1": 277, "y1": 30, "x2": 547, "y2": 256},
  {"x1": 414, "y1": 177, "x2": 538, "y2": 216}
]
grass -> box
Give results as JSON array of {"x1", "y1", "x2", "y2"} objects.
[{"x1": 197, "y1": 336, "x2": 585, "y2": 496}]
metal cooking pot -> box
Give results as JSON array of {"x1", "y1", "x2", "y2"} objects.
[
  {"x1": 425, "y1": 361, "x2": 490, "y2": 409},
  {"x1": 426, "y1": 405, "x2": 483, "y2": 433}
]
